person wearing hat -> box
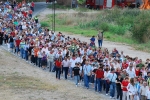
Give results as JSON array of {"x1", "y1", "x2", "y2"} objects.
[{"x1": 107, "y1": 68, "x2": 117, "y2": 99}]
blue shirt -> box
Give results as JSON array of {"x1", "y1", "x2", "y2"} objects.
[
  {"x1": 107, "y1": 73, "x2": 117, "y2": 82},
  {"x1": 83, "y1": 64, "x2": 92, "y2": 75},
  {"x1": 90, "y1": 37, "x2": 95, "y2": 42}
]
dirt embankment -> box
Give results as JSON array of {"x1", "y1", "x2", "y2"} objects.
[{"x1": 0, "y1": 48, "x2": 109, "y2": 100}]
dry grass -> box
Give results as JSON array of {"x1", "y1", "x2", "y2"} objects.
[
  {"x1": 57, "y1": 12, "x2": 99, "y2": 26},
  {"x1": 0, "y1": 74, "x2": 57, "y2": 91}
]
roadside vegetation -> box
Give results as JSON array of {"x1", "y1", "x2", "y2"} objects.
[{"x1": 41, "y1": 6, "x2": 150, "y2": 52}]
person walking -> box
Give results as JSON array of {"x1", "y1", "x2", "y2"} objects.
[
  {"x1": 97, "y1": 30, "x2": 103, "y2": 48},
  {"x1": 145, "y1": 85, "x2": 150, "y2": 100},
  {"x1": 107, "y1": 68, "x2": 117, "y2": 99},
  {"x1": 127, "y1": 78, "x2": 138, "y2": 100},
  {"x1": 19, "y1": 39, "x2": 26, "y2": 59},
  {"x1": 121, "y1": 76, "x2": 129, "y2": 100},
  {"x1": 55, "y1": 58, "x2": 62, "y2": 80},
  {"x1": 95, "y1": 66, "x2": 104, "y2": 92},
  {"x1": 62, "y1": 57, "x2": 70, "y2": 79},
  {"x1": 140, "y1": 81, "x2": 148, "y2": 100},
  {"x1": 73, "y1": 63, "x2": 80, "y2": 87},
  {"x1": 41, "y1": 51, "x2": 47, "y2": 70},
  {"x1": 37, "y1": 48, "x2": 42, "y2": 67},
  {"x1": 47, "y1": 50, "x2": 54, "y2": 72},
  {"x1": 116, "y1": 74, "x2": 123, "y2": 100},
  {"x1": 83, "y1": 61, "x2": 92, "y2": 89},
  {"x1": 0, "y1": 29, "x2": 4, "y2": 45},
  {"x1": 69, "y1": 55, "x2": 77, "y2": 78}
]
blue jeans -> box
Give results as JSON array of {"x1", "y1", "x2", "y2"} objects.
[
  {"x1": 98, "y1": 40, "x2": 103, "y2": 47},
  {"x1": 25, "y1": 50, "x2": 28, "y2": 61},
  {"x1": 104, "y1": 80, "x2": 110, "y2": 93},
  {"x1": 20, "y1": 48, "x2": 24, "y2": 59},
  {"x1": 84, "y1": 75, "x2": 90, "y2": 88},
  {"x1": 38, "y1": 58, "x2": 42, "y2": 67},
  {"x1": 70, "y1": 67, "x2": 73, "y2": 78},
  {"x1": 49, "y1": 61, "x2": 54, "y2": 72},
  {"x1": 56, "y1": 67, "x2": 61, "y2": 79},
  {"x1": 110, "y1": 82, "x2": 116, "y2": 97},
  {"x1": 16, "y1": 47, "x2": 19, "y2": 54},
  {"x1": 74, "y1": 75, "x2": 80, "y2": 85},
  {"x1": 95, "y1": 78, "x2": 102, "y2": 92},
  {"x1": 63, "y1": 67, "x2": 69, "y2": 79}
]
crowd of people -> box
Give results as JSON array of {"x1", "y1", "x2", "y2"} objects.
[{"x1": 0, "y1": 1, "x2": 150, "y2": 100}]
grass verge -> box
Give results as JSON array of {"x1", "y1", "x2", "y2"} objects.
[{"x1": 40, "y1": 9, "x2": 150, "y2": 52}]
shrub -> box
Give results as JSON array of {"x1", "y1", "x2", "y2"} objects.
[
  {"x1": 40, "y1": 22, "x2": 49, "y2": 27},
  {"x1": 100, "y1": 23, "x2": 109, "y2": 31},
  {"x1": 131, "y1": 11, "x2": 150, "y2": 43},
  {"x1": 108, "y1": 25, "x2": 128, "y2": 35}
]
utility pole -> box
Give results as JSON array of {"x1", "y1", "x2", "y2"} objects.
[
  {"x1": 52, "y1": 0, "x2": 55, "y2": 32},
  {"x1": 54, "y1": 0, "x2": 55, "y2": 32},
  {"x1": 52, "y1": 0, "x2": 53, "y2": 32}
]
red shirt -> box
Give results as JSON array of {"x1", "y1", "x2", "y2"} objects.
[
  {"x1": 10, "y1": 32, "x2": 15, "y2": 37},
  {"x1": 22, "y1": 11, "x2": 27, "y2": 17},
  {"x1": 95, "y1": 70, "x2": 104, "y2": 78},
  {"x1": 122, "y1": 63, "x2": 128, "y2": 69},
  {"x1": 15, "y1": 39, "x2": 21, "y2": 47},
  {"x1": 55, "y1": 61, "x2": 62, "y2": 68},
  {"x1": 29, "y1": 10, "x2": 33, "y2": 14},
  {"x1": 121, "y1": 80, "x2": 129, "y2": 91},
  {"x1": 135, "y1": 69, "x2": 140, "y2": 76},
  {"x1": 31, "y1": 2, "x2": 35, "y2": 7}
]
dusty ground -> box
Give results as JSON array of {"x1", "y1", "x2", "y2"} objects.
[
  {"x1": 0, "y1": 48, "x2": 109, "y2": 100},
  {"x1": 39, "y1": 8, "x2": 150, "y2": 61}
]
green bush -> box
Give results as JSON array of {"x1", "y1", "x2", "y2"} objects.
[
  {"x1": 100, "y1": 23, "x2": 109, "y2": 31},
  {"x1": 108, "y1": 25, "x2": 129, "y2": 35},
  {"x1": 131, "y1": 11, "x2": 150, "y2": 43},
  {"x1": 40, "y1": 22, "x2": 49, "y2": 27}
]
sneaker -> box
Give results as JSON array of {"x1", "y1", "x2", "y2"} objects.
[
  {"x1": 112, "y1": 97, "x2": 115, "y2": 99},
  {"x1": 110, "y1": 96, "x2": 112, "y2": 99},
  {"x1": 106, "y1": 94, "x2": 108, "y2": 96},
  {"x1": 76, "y1": 85, "x2": 78, "y2": 87}
]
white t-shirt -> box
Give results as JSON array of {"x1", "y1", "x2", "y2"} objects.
[
  {"x1": 140, "y1": 85, "x2": 148, "y2": 96},
  {"x1": 70, "y1": 59, "x2": 77, "y2": 68},
  {"x1": 145, "y1": 88, "x2": 150, "y2": 99},
  {"x1": 127, "y1": 83, "x2": 137, "y2": 95},
  {"x1": 126, "y1": 70, "x2": 136, "y2": 78}
]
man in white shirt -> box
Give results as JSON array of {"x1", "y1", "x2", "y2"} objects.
[
  {"x1": 62, "y1": 57, "x2": 70, "y2": 79},
  {"x1": 140, "y1": 81, "x2": 148, "y2": 100},
  {"x1": 126, "y1": 64, "x2": 136, "y2": 78},
  {"x1": 113, "y1": 60, "x2": 121, "y2": 70},
  {"x1": 145, "y1": 85, "x2": 150, "y2": 100},
  {"x1": 69, "y1": 55, "x2": 77, "y2": 78},
  {"x1": 47, "y1": 50, "x2": 54, "y2": 72}
]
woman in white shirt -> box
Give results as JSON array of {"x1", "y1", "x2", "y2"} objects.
[{"x1": 127, "y1": 78, "x2": 138, "y2": 100}]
